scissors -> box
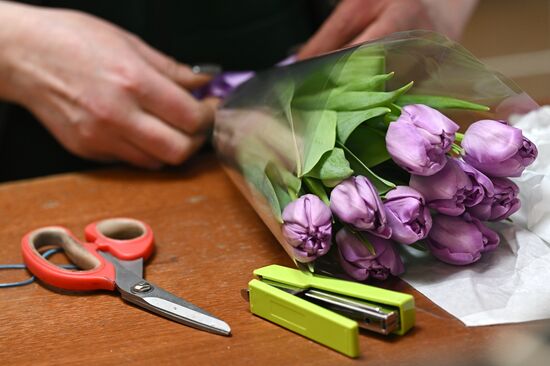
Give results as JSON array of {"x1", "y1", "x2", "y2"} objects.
[{"x1": 21, "y1": 217, "x2": 231, "y2": 336}]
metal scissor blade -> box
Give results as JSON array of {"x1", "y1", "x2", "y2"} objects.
[
  {"x1": 118, "y1": 258, "x2": 143, "y2": 278},
  {"x1": 100, "y1": 252, "x2": 231, "y2": 336},
  {"x1": 140, "y1": 292, "x2": 231, "y2": 336}
]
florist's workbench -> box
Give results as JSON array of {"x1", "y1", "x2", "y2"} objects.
[{"x1": 0, "y1": 152, "x2": 546, "y2": 365}]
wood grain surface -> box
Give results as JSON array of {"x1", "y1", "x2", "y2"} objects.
[{"x1": 0, "y1": 152, "x2": 547, "y2": 366}]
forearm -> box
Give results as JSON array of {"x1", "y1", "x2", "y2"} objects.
[
  {"x1": 421, "y1": 0, "x2": 478, "y2": 40},
  {"x1": 0, "y1": 1, "x2": 40, "y2": 103}
]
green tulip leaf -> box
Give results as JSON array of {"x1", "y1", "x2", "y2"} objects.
[
  {"x1": 337, "y1": 141, "x2": 395, "y2": 194},
  {"x1": 291, "y1": 89, "x2": 337, "y2": 110},
  {"x1": 294, "y1": 109, "x2": 337, "y2": 177},
  {"x1": 243, "y1": 164, "x2": 283, "y2": 223},
  {"x1": 326, "y1": 81, "x2": 414, "y2": 111},
  {"x1": 336, "y1": 107, "x2": 391, "y2": 143},
  {"x1": 340, "y1": 72, "x2": 394, "y2": 92},
  {"x1": 265, "y1": 162, "x2": 298, "y2": 211},
  {"x1": 303, "y1": 177, "x2": 330, "y2": 206},
  {"x1": 265, "y1": 161, "x2": 302, "y2": 202},
  {"x1": 389, "y1": 102, "x2": 402, "y2": 114},
  {"x1": 305, "y1": 148, "x2": 354, "y2": 187},
  {"x1": 331, "y1": 50, "x2": 386, "y2": 87},
  {"x1": 291, "y1": 73, "x2": 394, "y2": 111},
  {"x1": 275, "y1": 81, "x2": 304, "y2": 177},
  {"x1": 292, "y1": 50, "x2": 386, "y2": 110},
  {"x1": 282, "y1": 170, "x2": 302, "y2": 200},
  {"x1": 346, "y1": 124, "x2": 391, "y2": 168},
  {"x1": 395, "y1": 94, "x2": 490, "y2": 111}
]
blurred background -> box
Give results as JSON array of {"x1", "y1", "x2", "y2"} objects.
[{"x1": 461, "y1": 0, "x2": 550, "y2": 101}]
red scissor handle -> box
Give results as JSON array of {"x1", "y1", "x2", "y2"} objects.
[
  {"x1": 84, "y1": 218, "x2": 154, "y2": 261},
  {"x1": 21, "y1": 226, "x2": 116, "y2": 291}
]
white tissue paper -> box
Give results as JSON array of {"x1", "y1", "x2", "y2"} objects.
[{"x1": 400, "y1": 106, "x2": 550, "y2": 326}]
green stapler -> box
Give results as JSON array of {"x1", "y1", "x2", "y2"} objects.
[{"x1": 242, "y1": 265, "x2": 415, "y2": 358}]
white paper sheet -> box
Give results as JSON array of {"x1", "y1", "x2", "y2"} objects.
[{"x1": 400, "y1": 106, "x2": 550, "y2": 326}]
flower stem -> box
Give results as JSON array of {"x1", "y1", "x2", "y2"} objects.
[
  {"x1": 455, "y1": 132, "x2": 464, "y2": 143},
  {"x1": 410, "y1": 241, "x2": 428, "y2": 252},
  {"x1": 303, "y1": 177, "x2": 330, "y2": 206},
  {"x1": 451, "y1": 143, "x2": 464, "y2": 156},
  {"x1": 288, "y1": 189, "x2": 298, "y2": 201}
]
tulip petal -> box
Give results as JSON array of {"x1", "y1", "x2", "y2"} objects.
[
  {"x1": 331, "y1": 176, "x2": 391, "y2": 237},
  {"x1": 463, "y1": 120, "x2": 523, "y2": 163},
  {"x1": 469, "y1": 216, "x2": 500, "y2": 253},
  {"x1": 384, "y1": 186, "x2": 432, "y2": 244},
  {"x1": 403, "y1": 104, "x2": 459, "y2": 139},
  {"x1": 282, "y1": 194, "x2": 332, "y2": 262},
  {"x1": 487, "y1": 177, "x2": 521, "y2": 221},
  {"x1": 427, "y1": 215, "x2": 490, "y2": 265},
  {"x1": 427, "y1": 242, "x2": 481, "y2": 265},
  {"x1": 462, "y1": 120, "x2": 537, "y2": 177},
  {"x1": 336, "y1": 228, "x2": 404, "y2": 280},
  {"x1": 410, "y1": 158, "x2": 471, "y2": 216},
  {"x1": 387, "y1": 121, "x2": 446, "y2": 176}
]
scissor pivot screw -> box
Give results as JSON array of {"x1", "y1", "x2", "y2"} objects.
[{"x1": 132, "y1": 281, "x2": 153, "y2": 293}]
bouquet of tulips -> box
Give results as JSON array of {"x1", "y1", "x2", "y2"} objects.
[{"x1": 213, "y1": 31, "x2": 538, "y2": 282}]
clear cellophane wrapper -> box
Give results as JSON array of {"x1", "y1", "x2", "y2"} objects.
[{"x1": 213, "y1": 30, "x2": 538, "y2": 277}]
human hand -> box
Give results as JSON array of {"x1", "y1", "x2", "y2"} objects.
[
  {"x1": 297, "y1": 0, "x2": 477, "y2": 60},
  {"x1": 0, "y1": 3, "x2": 217, "y2": 169}
]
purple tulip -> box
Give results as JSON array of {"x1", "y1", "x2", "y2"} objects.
[
  {"x1": 468, "y1": 177, "x2": 521, "y2": 221},
  {"x1": 386, "y1": 104, "x2": 459, "y2": 176},
  {"x1": 282, "y1": 194, "x2": 332, "y2": 263},
  {"x1": 336, "y1": 228, "x2": 404, "y2": 281},
  {"x1": 410, "y1": 158, "x2": 472, "y2": 216},
  {"x1": 462, "y1": 120, "x2": 538, "y2": 177},
  {"x1": 384, "y1": 186, "x2": 432, "y2": 245},
  {"x1": 330, "y1": 176, "x2": 392, "y2": 238},
  {"x1": 455, "y1": 160, "x2": 495, "y2": 207},
  {"x1": 427, "y1": 213, "x2": 500, "y2": 265}
]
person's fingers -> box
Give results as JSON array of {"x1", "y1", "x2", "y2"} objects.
[
  {"x1": 124, "y1": 110, "x2": 207, "y2": 165},
  {"x1": 348, "y1": 17, "x2": 395, "y2": 46},
  {"x1": 348, "y1": 2, "x2": 435, "y2": 46},
  {"x1": 137, "y1": 65, "x2": 214, "y2": 134},
  {"x1": 202, "y1": 96, "x2": 221, "y2": 116},
  {"x1": 297, "y1": 0, "x2": 381, "y2": 60},
  {"x1": 125, "y1": 34, "x2": 212, "y2": 90},
  {"x1": 108, "y1": 140, "x2": 164, "y2": 169},
  {"x1": 71, "y1": 133, "x2": 164, "y2": 169}
]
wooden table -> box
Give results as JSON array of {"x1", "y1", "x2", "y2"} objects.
[{"x1": 0, "y1": 152, "x2": 546, "y2": 365}]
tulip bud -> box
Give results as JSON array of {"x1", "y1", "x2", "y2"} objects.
[
  {"x1": 410, "y1": 158, "x2": 472, "y2": 216},
  {"x1": 468, "y1": 177, "x2": 520, "y2": 221},
  {"x1": 282, "y1": 194, "x2": 332, "y2": 263},
  {"x1": 386, "y1": 104, "x2": 459, "y2": 176},
  {"x1": 456, "y1": 160, "x2": 495, "y2": 207},
  {"x1": 330, "y1": 176, "x2": 391, "y2": 238},
  {"x1": 462, "y1": 120, "x2": 537, "y2": 177},
  {"x1": 384, "y1": 186, "x2": 432, "y2": 245},
  {"x1": 336, "y1": 228, "x2": 404, "y2": 281},
  {"x1": 427, "y1": 214, "x2": 500, "y2": 265}
]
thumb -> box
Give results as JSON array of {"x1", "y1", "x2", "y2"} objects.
[{"x1": 200, "y1": 97, "x2": 221, "y2": 127}]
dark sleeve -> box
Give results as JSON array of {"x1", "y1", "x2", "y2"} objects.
[{"x1": 0, "y1": 103, "x2": 103, "y2": 182}]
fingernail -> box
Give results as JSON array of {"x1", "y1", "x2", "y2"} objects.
[{"x1": 191, "y1": 64, "x2": 222, "y2": 76}]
